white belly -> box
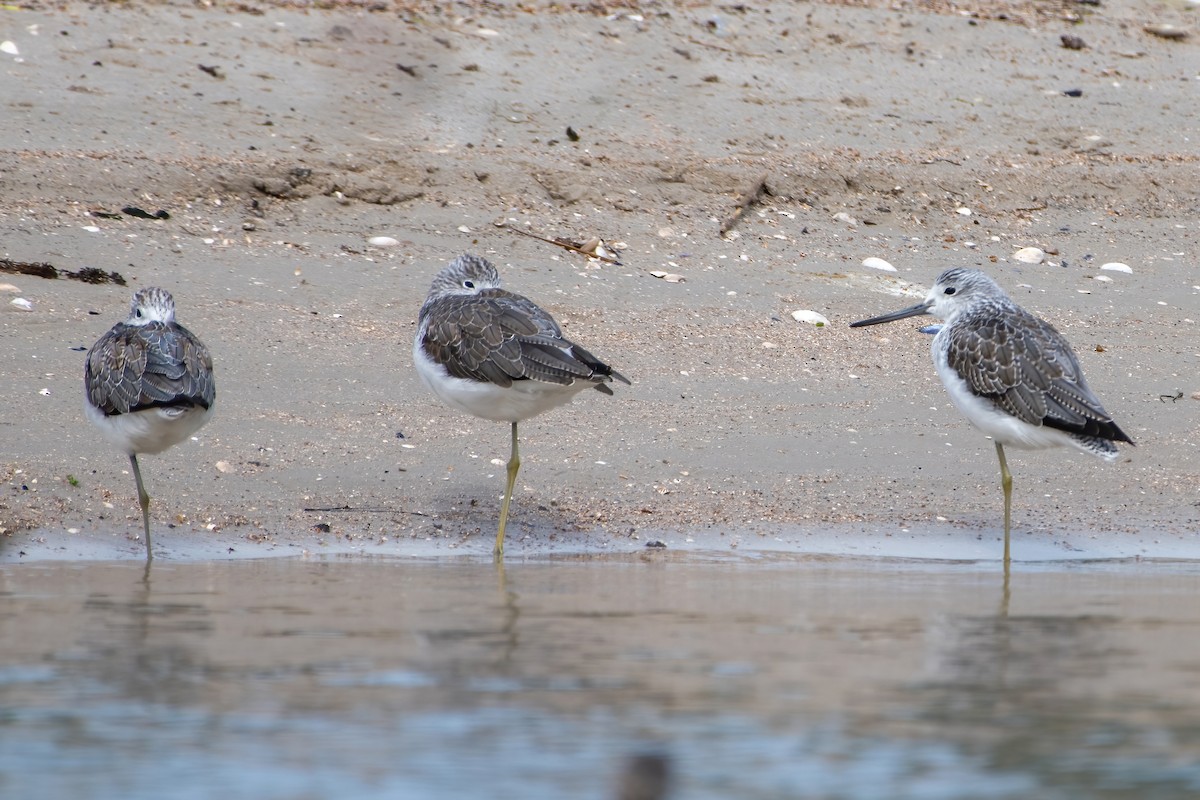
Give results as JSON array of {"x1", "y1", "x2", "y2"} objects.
[
  {"x1": 931, "y1": 336, "x2": 1084, "y2": 452},
  {"x1": 85, "y1": 400, "x2": 214, "y2": 455},
  {"x1": 412, "y1": 337, "x2": 590, "y2": 423}
]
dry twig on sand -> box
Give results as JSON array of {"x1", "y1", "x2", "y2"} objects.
[{"x1": 719, "y1": 173, "x2": 771, "y2": 236}]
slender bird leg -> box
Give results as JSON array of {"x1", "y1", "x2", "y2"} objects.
[
  {"x1": 495, "y1": 421, "x2": 521, "y2": 559},
  {"x1": 130, "y1": 453, "x2": 153, "y2": 562},
  {"x1": 994, "y1": 442, "x2": 1012, "y2": 567}
]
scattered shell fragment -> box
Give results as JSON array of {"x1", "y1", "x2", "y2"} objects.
[
  {"x1": 1013, "y1": 247, "x2": 1045, "y2": 264},
  {"x1": 0, "y1": 41, "x2": 18, "y2": 56},
  {"x1": 649, "y1": 270, "x2": 685, "y2": 283},
  {"x1": 10, "y1": 297, "x2": 33, "y2": 311},
  {"x1": 578, "y1": 237, "x2": 619, "y2": 261},
  {"x1": 1144, "y1": 24, "x2": 1190, "y2": 41},
  {"x1": 0, "y1": 283, "x2": 20, "y2": 293},
  {"x1": 955, "y1": 207, "x2": 972, "y2": 216},
  {"x1": 82, "y1": 225, "x2": 101, "y2": 233},
  {"x1": 861, "y1": 257, "x2": 896, "y2": 272},
  {"x1": 832, "y1": 211, "x2": 857, "y2": 226},
  {"x1": 368, "y1": 236, "x2": 399, "y2": 247},
  {"x1": 1100, "y1": 262, "x2": 1132, "y2": 273},
  {"x1": 1093, "y1": 275, "x2": 1113, "y2": 283},
  {"x1": 791, "y1": 309, "x2": 830, "y2": 326},
  {"x1": 215, "y1": 460, "x2": 234, "y2": 474}
]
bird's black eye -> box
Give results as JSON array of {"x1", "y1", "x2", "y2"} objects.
[
  {"x1": 944, "y1": 287, "x2": 957, "y2": 295},
  {"x1": 135, "y1": 308, "x2": 143, "y2": 317},
  {"x1": 462, "y1": 280, "x2": 475, "y2": 290}
]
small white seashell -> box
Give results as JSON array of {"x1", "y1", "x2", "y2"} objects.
[
  {"x1": 82, "y1": 225, "x2": 101, "y2": 233},
  {"x1": 0, "y1": 41, "x2": 18, "y2": 56},
  {"x1": 456, "y1": 226, "x2": 471, "y2": 233},
  {"x1": 1013, "y1": 247, "x2": 1045, "y2": 264},
  {"x1": 0, "y1": 283, "x2": 20, "y2": 293},
  {"x1": 1093, "y1": 275, "x2": 1113, "y2": 282},
  {"x1": 1144, "y1": 23, "x2": 1190, "y2": 40},
  {"x1": 791, "y1": 309, "x2": 830, "y2": 326},
  {"x1": 38, "y1": 387, "x2": 50, "y2": 396},
  {"x1": 956, "y1": 207, "x2": 972, "y2": 216},
  {"x1": 368, "y1": 236, "x2": 399, "y2": 247},
  {"x1": 1100, "y1": 262, "x2": 1132, "y2": 273},
  {"x1": 10, "y1": 297, "x2": 33, "y2": 311},
  {"x1": 832, "y1": 211, "x2": 857, "y2": 226},
  {"x1": 649, "y1": 270, "x2": 685, "y2": 283},
  {"x1": 861, "y1": 257, "x2": 896, "y2": 272}
]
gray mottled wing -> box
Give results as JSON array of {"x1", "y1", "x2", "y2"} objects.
[
  {"x1": 421, "y1": 289, "x2": 628, "y2": 389},
  {"x1": 86, "y1": 321, "x2": 215, "y2": 415},
  {"x1": 945, "y1": 307, "x2": 1129, "y2": 441}
]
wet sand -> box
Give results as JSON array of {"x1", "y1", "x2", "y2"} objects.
[{"x1": 1, "y1": 0, "x2": 1198, "y2": 562}]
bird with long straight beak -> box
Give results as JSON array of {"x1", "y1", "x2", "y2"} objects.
[{"x1": 850, "y1": 268, "x2": 1132, "y2": 565}]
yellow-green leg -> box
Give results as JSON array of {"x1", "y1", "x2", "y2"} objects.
[
  {"x1": 994, "y1": 442, "x2": 1012, "y2": 567},
  {"x1": 494, "y1": 421, "x2": 521, "y2": 559},
  {"x1": 130, "y1": 453, "x2": 153, "y2": 562}
]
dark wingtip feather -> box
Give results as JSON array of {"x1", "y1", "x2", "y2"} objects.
[{"x1": 1044, "y1": 415, "x2": 1134, "y2": 446}]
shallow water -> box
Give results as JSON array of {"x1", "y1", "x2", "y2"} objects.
[{"x1": 2, "y1": 553, "x2": 1200, "y2": 799}]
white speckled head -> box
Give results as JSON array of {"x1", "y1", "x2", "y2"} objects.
[
  {"x1": 921, "y1": 268, "x2": 1009, "y2": 320},
  {"x1": 850, "y1": 268, "x2": 1010, "y2": 328},
  {"x1": 427, "y1": 254, "x2": 503, "y2": 300},
  {"x1": 128, "y1": 287, "x2": 176, "y2": 326}
]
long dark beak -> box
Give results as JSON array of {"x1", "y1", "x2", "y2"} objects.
[{"x1": 849, "y1": 300, "x2": 932, "y2": 327}]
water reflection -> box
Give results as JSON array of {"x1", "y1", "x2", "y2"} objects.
[{"x1": 1, "y1": 555, "x2": 1199, "y2": 798}]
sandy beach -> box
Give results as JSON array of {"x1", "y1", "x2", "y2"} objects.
[{"x1": 1, "y1": 0, "x2": 1197, "y2": 561}]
